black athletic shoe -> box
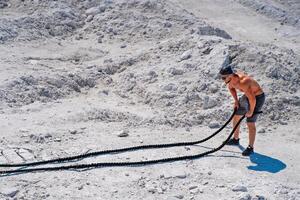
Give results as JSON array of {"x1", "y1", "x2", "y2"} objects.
[
  {"x1": 226, "y1": 138, "x2": 240, "y2": 145},
  {"x1": 242, "y1": 146, "x2": 254, "y2": 156}
]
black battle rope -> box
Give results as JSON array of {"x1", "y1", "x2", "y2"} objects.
[
  {"x1": 0, "y1": 110, "x2": 238, "y2": 168},
  {"x1": 0, "y1": 114, "x2": 247, "y2": 175}
]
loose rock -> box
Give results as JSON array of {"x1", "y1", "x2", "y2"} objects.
[
  {"x1": 180, "y1": 50, "x2": 192, "y2": 61},
  {"x1": 208, "y1": 121, "x2": 220, "y2": 129},
  {"x1": 209, "y1": 84, "x2": 219, "y2": 93},
  {"x1": 232, "y1": 185, "x2": 248, "y2": 192},
  {"x1": 203, "y1": 96, "x2": 217, "y2": 109},
  {"x1": 85, "y1": 6, "x2": 106, "y2": 16},
  {"x1": 168, "y1": 67, "x2": 184, "y2": 76},
  {"x1": 238, "y1": 193, "x2": 251, "y2": 200},
  {"x1": 0, "y1": 188, "x2": 19, "y2": 198},
  {"x1": 174, "y1": 194, "x2": 184, "y2": 199},
  {"x1": 116, "y1": 130, "x2": 129, "y2": 137},
  {"x1": 258, "y1": 128, "x2": 266, "y2": 133}
]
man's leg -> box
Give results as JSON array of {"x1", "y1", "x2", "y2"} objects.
[
  {"x1": 247, "y1": 122, "x2": 256, "y2": 148},
  {"x1": 233, "y1": 115, "x2": 243, "y2": 139}
]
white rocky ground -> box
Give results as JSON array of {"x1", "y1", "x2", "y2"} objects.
[{"x1": 0, "y1": 0, "x2": 299, "y2": 199}]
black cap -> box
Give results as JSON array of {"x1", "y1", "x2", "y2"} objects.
[{"x1": 219, "y1": 65, "x2": 234, "y2": 75}]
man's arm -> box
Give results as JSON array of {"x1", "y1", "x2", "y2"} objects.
[
  {"x1": 228, "y1": 85, "x2": 238, "y2": 102},
  {"x1": 244, "y1": 87, "x2": 256, "y2": 116}
]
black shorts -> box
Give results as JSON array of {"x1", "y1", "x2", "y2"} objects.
[{"x1": 235, "y1": 93, "x2": 265, "y2": 122}]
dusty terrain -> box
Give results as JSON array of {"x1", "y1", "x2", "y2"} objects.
[{"x1": 0, "y1": 0, "x2": 299, "y2": 199}]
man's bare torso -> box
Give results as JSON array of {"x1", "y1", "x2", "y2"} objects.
[{"x1": 229, "y1": 72, "x2": 263, "y2": 96}]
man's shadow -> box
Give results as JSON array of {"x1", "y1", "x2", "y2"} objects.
[{"x1": 238, "y1": 145, "x2": 287, "y2": 173}]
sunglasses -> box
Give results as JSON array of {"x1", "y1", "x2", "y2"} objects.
[{"x1": 221, "y1": 76, "x2": 232, "y2": 84}]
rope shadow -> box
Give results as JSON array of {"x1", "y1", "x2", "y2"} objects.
[
  {"x1": 238, "y1": 145, "x2": 287, "y2": 173},
  {"x1": 194, "y1": 144, "x2": 243, "y2": 154}
]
